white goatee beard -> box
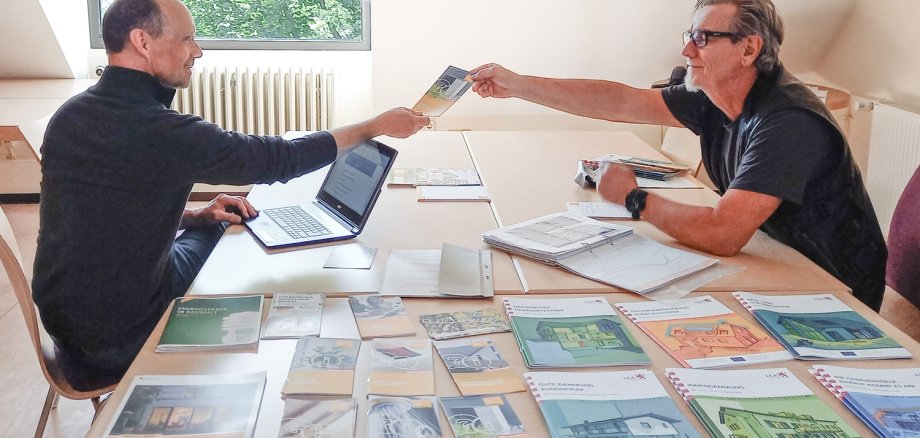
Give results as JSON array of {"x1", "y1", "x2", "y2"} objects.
[{"x1": 684, "y1": 68, "x2": 701, "y2": 93}]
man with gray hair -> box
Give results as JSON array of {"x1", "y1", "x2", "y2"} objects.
[
  {"x1": 33, "y1": 0, "x2": 428, "y2": 389},
  {"x1": 469, "y1": 0, "x2": 886, "y2": 311}
]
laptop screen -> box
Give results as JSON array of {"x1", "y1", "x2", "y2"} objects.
[{"x1": 316, "y1": 140, "x2": 397, "y2": 227}]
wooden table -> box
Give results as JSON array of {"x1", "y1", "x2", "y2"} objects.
[
  {"x1": 87, "y1": 291, "x2": 917, "y2": 437},
  {"x1": 187, "y1": 131, "x2": 524, "y2": 296},
  {"x1": 464, "y1": 130, "x2": 848, "y2": 294}
]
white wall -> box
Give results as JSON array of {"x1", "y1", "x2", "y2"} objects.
[
  {"x1": 38, "y1": 0, "x2": 91, "y2": 78},
  {"x1": 0, "y1": 0, "x2": 72, "y2": 78}
]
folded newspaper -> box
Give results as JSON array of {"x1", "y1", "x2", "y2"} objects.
[{"x1": 482, "y1": 212, "x2": 719, "y2": 295}]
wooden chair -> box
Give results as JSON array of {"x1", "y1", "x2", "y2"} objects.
[
  {"x1": 0, "y1": 208, "x2": 117, "y2": 437},
  {"x1": 887, "y1": 165, "x2": 920, "y2": 306}
]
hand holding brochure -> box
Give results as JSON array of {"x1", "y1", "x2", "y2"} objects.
[
  {"x1": 734, "y1": 291, "x2": 911, "y2": 360},
  {"x1": 411, "y1": 65, "x2": 473, "y2": 117}
]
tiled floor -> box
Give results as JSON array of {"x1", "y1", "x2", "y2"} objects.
[{"x1": 2, "y1": 202, "x2": 919, "y2": 437}]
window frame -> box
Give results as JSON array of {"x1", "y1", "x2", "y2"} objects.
[{"x1": 87, "y1": 0, "x2": 371, "y2": 51}]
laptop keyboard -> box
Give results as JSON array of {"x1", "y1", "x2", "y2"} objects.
[{"x1": 263, "y1": 206, "x2": 333, "y2": 239}]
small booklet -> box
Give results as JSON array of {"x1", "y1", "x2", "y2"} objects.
[
  {"x1": 411, "y1": 65, "x2": 473, "y2": 117},
  {"x1": 367, "y1": 338, "x2": 435, "y2": 396},
  {"x1": 440, "y1": 394, "x2": 526, "y2": 438},
  {"x1": 348, "y1": 294, "x2": 416, "y2": 339},
  {"x1": 418, "y1": 308, "x2": 512, "y2": 340},
  {"x1": 482, "y1": 212, "x2": 719, "y2": 295},
  {"x1": 666, "y1": 367, "x2": 860, "y2": 438},
  {"x1": 526, "y1": 370, "x2": 701, "y2": 438},
  {"x1": 261, "y1": 293, "x2": 324, "y2": 339},
  {"x1": 103, "y1": 372, "x2": 266, "y2": 438},
  {"x1": 367, "y1": 396, "x2": 443, "y2": 437},
  {"x1": 734, "y1": 291, "x2": 912, "y2": 360},
  {"x1": 575, "y1": 156, "x2": 699, "y2": 188},
  {"x1": 381, "y1": 244, "x2": 494, "y2": 298},
  {"x1": 433, "y1": 337, "x2": 526, "y2": 396},
  {"x1": 417, "y1": 185, "x2": 491, "y2": 202},
  {"x1": 503, "y1": 296, "x2": 649, "y2": 367},
  {"x1": 278, "y1": 398, "x2": 356, "y2": 438},
  {"x1": 615, "y1": 295, "x2": 791, "y2": 368},
  {"x1": 282, "y1": 337, "x2": 360, "y2": 396},
  {"x1": 388, "y1": 168, "x2": 482, "y2": 187},
  {"x1": 157, "y1": 295, "x2": 263, "y2": 352},
  {"x1": 810, "y1": 364, "x2": 920, "y2": 438}
]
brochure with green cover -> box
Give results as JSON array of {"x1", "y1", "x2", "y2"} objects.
[
  {"x1": 503, "y1": 296, "x2": 649, "y2": 367},
  {"x1": 157, "y1": 295, "x2": 264, "y2": 352},
  {"x1": 666, "y1": 367, "x2": 860, "y2": 438}
]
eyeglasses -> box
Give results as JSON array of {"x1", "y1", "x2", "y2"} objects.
[{"x1": 682, "y1": 30, "x2": 739, "y2": 47}]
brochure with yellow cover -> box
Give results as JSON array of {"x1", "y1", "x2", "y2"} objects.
[
  {"x1": 282, "y1": 337, "x2": 360, "y2": 396},
  {"x1": 348, "y1": 295, "x2": 415, "y2": 339},
  {"x1": 434, "y1": 337, "x2": 526, "y2": 396},
  {"x1": 411, "y1": 65, "x2": 473, "y2": 117},
  {"x1": 367, "y1": 338, "x2": 435, "y2": 396}
]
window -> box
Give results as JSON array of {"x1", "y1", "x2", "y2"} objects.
[{"x1": 87, "y1": 0, "x2": 370, "y2": 50}]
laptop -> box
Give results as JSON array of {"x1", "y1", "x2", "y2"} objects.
[{"x1": 245, "y1": 139, "x2": 397, "y2": 248}]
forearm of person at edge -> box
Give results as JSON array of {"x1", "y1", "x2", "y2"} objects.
[{"x1": 637, "y1": 189, "x2": 780, "y2": 257}]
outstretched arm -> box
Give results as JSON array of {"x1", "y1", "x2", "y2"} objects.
[
  {"x1": 598, "y1": 164, "x2": 781, "y2": 256},
  {"x1": 326, "y1": 107, "x2": 431, "y2": 156},
  {"x1": 468, "y1": 63, "x2": 683, "y2": 127}
]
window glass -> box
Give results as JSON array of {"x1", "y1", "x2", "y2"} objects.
[{"x1": 89, "y1": 0, "x2": 369, "y2": 50}]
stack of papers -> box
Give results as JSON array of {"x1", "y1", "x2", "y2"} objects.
[
  {"x1": 156, "y1": 295, "x2": 263, "y2": 352},
  {"x1": 483, "y1": 212, "x2": 719, "y2": 295},
  {"x1": 388, "y1": 168, "x2": 481, "y2": 186},
  {"x1": 381, "y1": 243, "x2": 494, "y2": 298}
]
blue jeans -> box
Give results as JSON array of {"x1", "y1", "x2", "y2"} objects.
[{"x1": 55, "y1": 223, "x2": 228, "y2": 391}]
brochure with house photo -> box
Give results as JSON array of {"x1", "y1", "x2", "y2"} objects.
[
  {"x1": 503, "y1": 296, "x2": 649, "y2": 367},
  {"x1": 526, "y1": 370, "x2": 700, "y2": 438},
  {"x1": 734, "y1": 292, "x2": 911, "y2": 360},
  {"x1": 103, "y1": 372, "x2": 266, "y2": 438},
  {"x1": 666, "y1": 367, "x2": 859, "y2": 438},
  {"x1": 615, "y1": 295, "x2": 791, "y2": 368}
]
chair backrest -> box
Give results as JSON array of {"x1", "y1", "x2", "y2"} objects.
[
  {"x1": 887, "y1": 165, "x2": 920, "y2": 305},
  {"x1": 0, "y1": 207, "x2": 105, "y2": 399},
  {"x1": 660, "y1": 127, "x2": 703, "y2": 177}
]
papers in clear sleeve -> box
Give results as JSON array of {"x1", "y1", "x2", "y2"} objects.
[{"x1": 381, "y1": 244, "x2": 494, "y2": 298}]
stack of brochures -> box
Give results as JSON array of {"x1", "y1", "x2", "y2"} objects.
[
  {"x1": 282, "y1": 337, "x2": 360, "y2": 396},
  {"x1": 734, "y1": 292, "x2": 912, "y2": 360},
  {"x1": 504, "y1": 296, "x2": 649, "y2": 367},
  {"x1": 810, "y1": 365, "x2": 920, "y2": 437},
  {"x1": 433, "y1": 337, "x2": 526, "y2": 396},
  {"x1": 388, "y1": 168, "x2": 482, "y2": 187},
  {"x1": 526, "y1": 370, "x2": 701, "y2": 438},
  {"x1": 261, "y1": 293, "x2": 323, "y2": 339},
  {"x1": 102, "y1": 372, "x2": 266, "y2": 438},
  {"x1": 367, "y1": 396, "x2": 443, "y2": 437},
  {"x1": 347, "y1": 295, "x2": 416, "y2": 339},
  {"x1": 418, "y1": 308, "x2": 512, "y2": 340},
  {"x1": 279, "y1": 398, "x2": 357, "y2": 438},
  {"x1": 483, "y1": 212, "x2": 719, "y2": 295},
  {"x1": 156, "y1": 295, "x2": 263, "y2": 352},
  {"x1": 440, "y1": 394, "x2": 526, "y2": 437},
  {"x1": 615, "y1": 295, "x2": 792, "y2": 368},
  {"x1": 666, "y1": 367, "x2": 860, "y2": 438}
]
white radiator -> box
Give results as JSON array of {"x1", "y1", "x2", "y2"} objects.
[
  {"x1": 173, "y1": 66, "x2": 334, "y2": 135},
  {"x1": 866, "y1": 103, "x2": 920, "y2": 236}
]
